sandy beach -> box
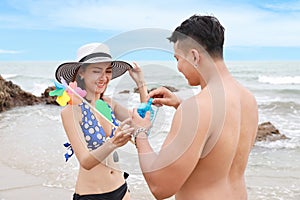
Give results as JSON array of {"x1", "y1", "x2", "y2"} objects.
[{"x1": 0, "y1": 163, "x2": 73, "y2": 200}]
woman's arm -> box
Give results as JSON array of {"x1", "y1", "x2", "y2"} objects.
[
  {"x1": 109, "y1": 62, "x2": 148, "y2": 122},
  {"x1": 61, "y1": 106, "x2": 134, "y2": 170},
  {"x1": 128, "y1": 62, "x2": 148, "y2": 103}
]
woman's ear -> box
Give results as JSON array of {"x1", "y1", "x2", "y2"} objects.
[{"x1": 77, "y1": 68, "x2": 85, "y2": 79}]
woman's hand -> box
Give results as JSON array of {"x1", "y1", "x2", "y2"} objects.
[
  {"x1": 128, "y1": 62, "x2": 145, "y2": 87},
  {"x1": 110, "y1": 118, "x2": 135, "y2": 147},
  {"x1": 148, "y1": 87, "x2": 182, "y2": 109}
]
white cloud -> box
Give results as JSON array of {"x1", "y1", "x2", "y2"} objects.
[
  {"x1": 0, "y1": 49, "x2": 21, "y2": 54},
  {"x1": 263, "y1": 1, "x2": 300, "y2": 11},
  {"x1": 2, "y1": 0, "x2": 300, "y2": 47},
  {"x1": 215, "y1": 5, "x2": 300, "y2": 47}
]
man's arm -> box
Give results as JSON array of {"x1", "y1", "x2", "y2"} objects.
[{"x1": 133, "y1": 96, "x2": 211, "y2": 199}]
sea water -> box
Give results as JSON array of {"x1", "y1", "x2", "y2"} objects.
[{"x1": 0, "y1": 61, "x2": 299, "y2": 199}]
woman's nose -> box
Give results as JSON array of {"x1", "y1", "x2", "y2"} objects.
[
  {"x1": 98, "y1": 72, "x2": 109, "y2": 81},
  {"x1": 98, "y1": 70, "x2": 106, "y2": 78}
]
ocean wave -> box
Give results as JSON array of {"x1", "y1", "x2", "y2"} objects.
[
  {"x1": 2, "y1": 73, "x2": 52, "y2": 81},
  {"x1": 259, "y1": 100, "x2": 300, "y2": 111},
  {"x1": 30, "y1": 83, "x2": 53, "y2": 96},
  {"x1": 1, "y1": 73, "x2": 54, "y2": 96},
  {"x1": 253, "y1": 89, "x2": 300, "y2": 103},
  {"x1": 258, "y1": 75, "x2": 300, "y2": 85},
  {"x1": 255, "y1": 139, "x2": 300, "y2": 149},
  {"x1": 1, "y1": 73, "x2": 19, "y2": 79}
]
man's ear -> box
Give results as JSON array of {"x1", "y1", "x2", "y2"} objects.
[{"x1": 191, "y1": 49, "x2": 200, "y2": 66}]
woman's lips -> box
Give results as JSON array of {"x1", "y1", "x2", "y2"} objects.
[{"x1": 96, "y1": 82, "x2": 106, "y2": 88}]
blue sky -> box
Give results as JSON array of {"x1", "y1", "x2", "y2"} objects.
[{"x1": 0, "y1": 0, "x2": 300, "y2": 61}]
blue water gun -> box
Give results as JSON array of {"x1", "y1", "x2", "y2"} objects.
[{"x1": 137, "y1": 98, "x2": 155, "y2": 120}]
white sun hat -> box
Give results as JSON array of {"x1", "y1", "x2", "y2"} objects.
[{"x1": 55, "y1": 43, "x2": 132, "y2": 84}]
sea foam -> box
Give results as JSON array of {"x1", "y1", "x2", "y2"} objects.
[{"x1": 258, "y1": 75, "x2": 300, "y2": 85}]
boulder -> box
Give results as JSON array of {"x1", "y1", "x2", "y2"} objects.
[
  {"x1": 0, "y1": 75, "x2": 44, "y2": 112},
  {"x1": 118, "y1": 90, "x2": 130, "y2": 94},
  {"x1": 133, "y1": 85, "x2": 179, "y2": 93},
  {"x1": 256, "y1": 121, "x2": 289, "y2": 142},
  {"x1": 40, "y1": 86, "x2": 58, "y2": 105}
]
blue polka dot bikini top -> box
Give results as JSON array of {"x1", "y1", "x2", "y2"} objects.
[
  {"x1": 79, "y1": 101, "x2": 119, "y2": 150},
  {"x1": 63, "y1": 101, "x2": 119, "y2": 161}
]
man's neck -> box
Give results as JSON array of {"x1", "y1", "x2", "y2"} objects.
[{"x1": 198, "y1": 59, "x2": 230, "y2": 89}]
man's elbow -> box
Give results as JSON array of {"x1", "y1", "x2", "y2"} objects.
[
  {"x1": 150, "y1": 184, "x2": 176, "y2": 200},
  {"x1": 80, "y1": 162, "x2": 94, "y2": 170}
]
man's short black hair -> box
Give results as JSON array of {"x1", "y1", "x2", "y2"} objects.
[{"x1": 168, "y1": 15, "x2": 225, "y2": 59}]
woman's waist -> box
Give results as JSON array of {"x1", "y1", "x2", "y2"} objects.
[{"x1": 76, "y1": 167, "x2": 125, "y2": 194}]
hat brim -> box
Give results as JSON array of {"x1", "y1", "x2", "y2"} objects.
[{"x1": 55, "y1": 60, "x2": 132, "y2": 84}]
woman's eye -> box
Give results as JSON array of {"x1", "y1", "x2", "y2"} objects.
[{"x1": 93, "y1": 70, "x2": 102, "y2": 73}]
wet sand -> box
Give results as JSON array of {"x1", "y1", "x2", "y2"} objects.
[{"x1": 0, "y1": 163, "x2": 73, "y2": 200}]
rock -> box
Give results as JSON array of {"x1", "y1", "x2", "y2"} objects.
[
  {"x1": 118, "y1": 90, "x2": 130, "y2": 94},
  {"x1": 0, "y1": 75, "x2": 44, "y2": 112},
  {"x1": 256, "y1": 121, "x2": 289, "y2": 142},
  {"x1": 133, "y1": 85, "x2": 179, "y2": 93},
  {"x1": 40, "y1": 86, "x2": 59, "y2": 105},
  {"x1": 162, "y1": 86, "x2": 179, "y2": 92}
]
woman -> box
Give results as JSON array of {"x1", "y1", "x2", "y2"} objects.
[{"x1": 55, "y1": 43, "x2": 147, "y2": 200}]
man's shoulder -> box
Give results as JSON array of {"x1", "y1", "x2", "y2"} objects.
[
  {"x1": 180, "y1": 90, "x2": 211, "y2": 108},
  {"x1": 239, "y1": 85, "x2": 257, "y2": 107},
  {"x1": 178, "y1": 92, "x2": 212, "y2": 121}
]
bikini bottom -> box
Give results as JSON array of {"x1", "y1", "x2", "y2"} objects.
[{"x1": 73, "y1": 182, "x2": 128, "y2": 200}]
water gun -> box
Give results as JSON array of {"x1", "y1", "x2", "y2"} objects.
[{"x1": 137, "y1": 98, "x2": 155, "y2": 120}]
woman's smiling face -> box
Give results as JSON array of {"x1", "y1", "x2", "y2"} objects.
[{"x1": 80, "y1": 62, "x2": 113, "y2": 95}]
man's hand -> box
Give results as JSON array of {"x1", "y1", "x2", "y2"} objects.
[
  {"x1": 148, "y1": 87, "x2": 181, "y2": 109},
  {"x1": 131, "y1": 109, "x2": 152, "y2": 130}
]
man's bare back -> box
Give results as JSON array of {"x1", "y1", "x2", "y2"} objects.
[{"x1": 176, "y1": 76, "x2": 258, "y2": 200}]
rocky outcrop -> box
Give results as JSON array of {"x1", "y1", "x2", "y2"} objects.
[
  {"x1": 133, "y1": 85, "x2": 179, "y2": 93},
  {"x1": 0, "y1": 75, "x2": 60, "y2": 112},
  {"x1": 118, "y1": 90, "x2": 130, "y2": 94},
  {"x1": 41, "y1": 86, "x2": 58, "y2": 105},
  {"x1": 118, "y1": 86, "x2": 179, "y2": 94},
  {"x1": 0, "y1": 75, "x2": 44, "y2": 112},
  {"x1": 256, "y1": 121, "x2": 289, "y2": 142}
]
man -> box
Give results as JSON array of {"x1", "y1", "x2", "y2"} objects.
[{"x1": 131, "y1": 15, "x2": 258, "y2": 200}]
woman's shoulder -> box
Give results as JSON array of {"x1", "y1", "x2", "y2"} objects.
[
  {"x1": 61, "y1": 104, "x2": 81, "y2": 118},
  {"x1": 102, "y1": 96, "x2": 114, "y2": 108},
  {"x1": 102, "y1": 95, "x2": 112, "y2": 102}
]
